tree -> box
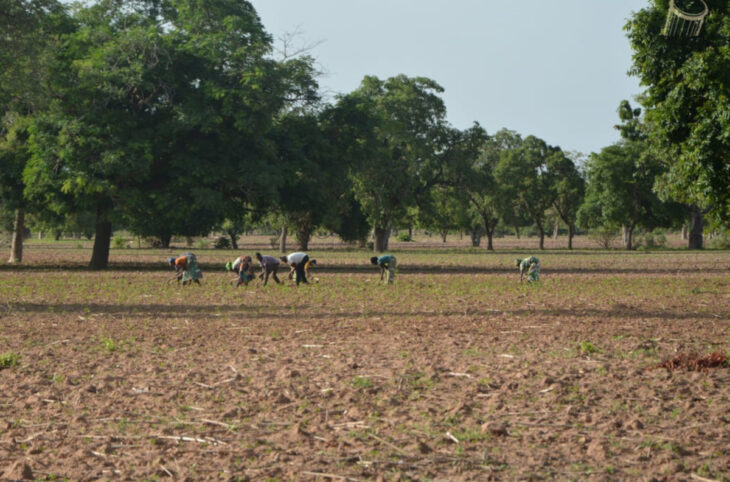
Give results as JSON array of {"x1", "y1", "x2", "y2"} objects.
[
  {"x1": 22, "y1": 0, "x2": 318, "y2": 267},
  {"x1": 548, "y1": 151, "x2": 585, "y2": 249},
  {"x1": 347, "y1": 75, "x2": 450, "y2": 252},
  {"x1": 495, "y1": 136, "x2": 557, "y2": 249},
  {"x1": 626, "y1": 1, "x2": 730, "y2": 236},
  {"x1": 0, "y1": 0, "x2": 69, "y2": 263},
  {"x1": 578, "y1": 141, "x2": 672, "y2": 250}
]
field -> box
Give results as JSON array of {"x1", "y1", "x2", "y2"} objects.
[{"x1": 1, "y1": 237, "x2": 729, "y2": 480}]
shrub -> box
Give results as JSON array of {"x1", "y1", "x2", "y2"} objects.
[
  {"x1": 396, "y1": 232, "x2": 413, "y2": 242},
  {"x1": 588, "y1": 227, "x2": 619, "y2": 249},
  {"x1": 709, "y1": 233, "x2": 730, "y2": 249},
  {"x1": 637, "y1": 231, "x2": 667, "y2": 249},
  {"x1": 0, "y1": 352, "x2": 21, "y2": 369},
  {"x1": 112, "y1": 236, "x2": 127, "y2": 249},
  {"x1": 214, "y1": 236, "x2": 231, "y2": 249},
  {"x1": 195, "y1": 238, "x2": 209, "y2": 249}
]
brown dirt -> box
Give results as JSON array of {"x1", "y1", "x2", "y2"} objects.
[{"x1": 0, "y1": 250, "x2": 729, "y2": 480}]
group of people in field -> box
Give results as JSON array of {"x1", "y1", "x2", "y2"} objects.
[
  {"x1": 168, "y1": 251, "x2": 541, "y2": 287},
  {"x1": 168, "y1": 251, "x2": 318, "y2": 287}
]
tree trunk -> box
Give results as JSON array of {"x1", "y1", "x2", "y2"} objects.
[
  {"x1": 228, "y1": 231, "x2": 238, "y2": 250},
  {"x1": 408, "y1": 226, "x2": 413, "y2": 239},
  {"x1": 374, "y1": 227, "x2": 390, "y2": 252},
  {"x1": 161, "y1": 234, "x2": 172, "y2": 249},
  {"x1": 553, "y1": 218, "x2": 559, "y2": 240},
  {"x1": 296, "y1": 226, "x2": 311, "y2": 251},
  {"x1": 440, "y1": 231, "x2": 447, "y2": 243},
  {"x1": 89, "y1": 208, "x2": 112, "y2": 270},
  {"x1": 568, "y1": 224, "x2": 574, "y2": 250},
  {"x1": 278, "y1": 225, "x2": 288, "y2": 253},
  {"x1": 689, "y1": 206, "x2": 703, "y2": 249},
  {"x1": 514, "y1": 226, "x2": 520, "y2": 239},
  {"x1": 185, "y1": 236, "x2": 193, "y2": 247},
  {"x1": 623, "y1": 224, "x2": 635, "y2": 250},
  {"x1": 681, "y1": 223, "x2": 688, "y2": 240},
  {"x1": 470, "y1": 229, "x2": 482, "y2": 247},
  {"x1": 8, "y1": 208, "x2": 25, "y2": 264},
  {"x1": 538, "y1": 225, "x2": 545, "y2": 250},
  {"x1": 54, "y1": 230, "x2": 62, "y2": 241}
]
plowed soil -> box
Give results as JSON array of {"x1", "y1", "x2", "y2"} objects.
[{"x1": 1, "y1": 245, "x2": 729, "y2": 480}]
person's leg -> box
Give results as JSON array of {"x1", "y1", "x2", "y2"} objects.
[
  {"x1": 296, "y1": 257, "x2": 308, "y2": 285},
  {"x1": 388, "y1": 258, "x2": 396, "y2": 284},
  {"x1": 272, "y1": 267, "x2": 281, "y2": 284}
]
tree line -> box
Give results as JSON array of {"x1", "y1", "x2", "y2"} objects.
[{"x1": 2, "y1": 0, "x2": 728, "y2": 269}]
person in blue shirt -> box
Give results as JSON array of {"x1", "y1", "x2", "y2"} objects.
[{"x1": 370, "y1": 254, "x2": 397, "y2": 284}]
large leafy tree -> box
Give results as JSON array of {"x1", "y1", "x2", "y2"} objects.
[
  {"x1": 348, "y1": 75, "x2": 450, "y2": 252},
  {"x1": 578, "y1": 141, "x2": 672, "y2": 250},
  {"x1": 0, "y1": 0, "x2": 70, "y2": 263},
  {"x1": 626, "y1": 0, "x2": 730, "y2": 239},
  {"x1": 495, "y1": 136, "x2": 558, "y2": 249},
  {"x1": 451, "y1": 128, "x2": 520, "y2": 250},
  {"x1": 22, "y1": 0, "x2": 318, "y2": 266},
  {"x1": 548, "y1": 151, "x2": 585, "y2": 249}
]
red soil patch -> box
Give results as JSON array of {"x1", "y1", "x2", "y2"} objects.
[{"x1": 654, "y1": 352, "x2": 728, "y2": 372}]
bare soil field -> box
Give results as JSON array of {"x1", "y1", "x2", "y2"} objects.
[{"x1": 1, "y1": 245, "x2": 729, "y2": 481}]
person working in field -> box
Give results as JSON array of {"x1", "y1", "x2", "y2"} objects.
[
  {"x1": 516, "y1": 256, "x2": 540, "y2": 283},
  {"x1": 255, "y1": 252, "x2": 282, "y2": 286},
  {"x1": 370, "y1": 254, "x2": 397, "y2": 284},
  {"x1": 280, "y1": 251, "x2": 311, "y2": 285},
  {"x1": 168, "y1": 252, "x2": 203, "y2": 286},
  {"x1": 226, "y1": 255, "x2": 255, "y2": 287}
]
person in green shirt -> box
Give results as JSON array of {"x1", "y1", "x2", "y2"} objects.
[
  {"x1": 516, "y1": 256, "x2": 540, "y2": 283},
  {"x1": 370, "y1": 254, "x2": 397, "y2": 284}
]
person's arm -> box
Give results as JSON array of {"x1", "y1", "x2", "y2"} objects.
[
  {"x1": 379, "y1": 264, "x2": 385, "y2": 281},
  {"x1": 287, "y1": 264, "x2": 296, "y2": 279}
]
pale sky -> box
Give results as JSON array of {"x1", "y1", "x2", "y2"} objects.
[{"x1": 251, "y1": 0, "x2": 649, "y2": 155}]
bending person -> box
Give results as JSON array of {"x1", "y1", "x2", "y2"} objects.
[
  {"x1": 255, "y1": 252, "x2": 281, "y2": 286},
  {"x1": 281, "y1": 251, "x2": 310, "y2": 285},
  {"x1": 516, "y1": 256, "x2": 540, "y2": 283},
  {"x1": 226, "y1": 255, "x2": 255, "y2": 287},
  {"x1": 168, "y1": 252, "x2": 203, "y2": 286},
  {"x1": 370, "y1": 254, "x2": 397, "y2": 284}
]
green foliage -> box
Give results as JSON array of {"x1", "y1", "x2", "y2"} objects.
[
  {"x1": 578, "y1": 340, "x2": 600, "y2": 356},
  {"x1": 396, "y1": 232, "x2": 413, "y2": 242},
  {"x1": 708, "y1": 232, "x2": 730, "y2": 250},
  {"x1": 112, "y1": 236, "x2": 127, "y2": 249},
  {"x1": 214, "y1": 236, "x2": 231, "y2": 249},
  {"x1": 626, "y1": 2, "x2": 730, "y2": 224},
  {"x1": 0, "y1": 352, "x2": 21, "y2": 369}
]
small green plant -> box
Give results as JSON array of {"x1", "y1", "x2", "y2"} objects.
[
  {"x1": 102, "y1": 337, "x2": 118, "y2": 352},
  {"x1": 112, "y1": 236, "x2": 127, "y2": 249},
  {"x1": 578, "y1": 340, "x2": 600, "y2": 355},
  {"x1": 351, "y1": 376, "x2": 373, "y2": 389},
  {"x1": 0, "y1": 352, "x2": 21, "y2": 369},
  {"x1": 396, "y1": 232, "x2": 413, "y2": 242}
]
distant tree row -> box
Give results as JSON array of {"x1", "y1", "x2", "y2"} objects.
[{"x1": 1, "y1": 0, "x2": 728, "y2": 268}]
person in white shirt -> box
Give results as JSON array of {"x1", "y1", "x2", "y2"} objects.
[{"x1": 280, "y1": 251, "x2": 310, "y2": 285}]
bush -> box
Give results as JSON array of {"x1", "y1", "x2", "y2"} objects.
[
  {"x1": 112, "y1": 236, "x2": 127, "y2": 249},
  {"x1": 195, "y1": 238, "x2": 209, "y2": 250},
  {"x1": 588, "y1": 227, "x2": 619, "y2": 249},
  {"x1": 709, "y1": 233, "x2": 730, "y2": 249},
  {"x1": 0, "y1": 352, "x2": 21, "y2": 369},
  {"x1": 214, "y1": 236, "x2": 231, "y2": 249},
  {"x1": 396, "y1": 232, "x2": 413, "y2": 242},
  {"x1": 637, "y1": 231, "x2": 667, "y2": 250}
]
